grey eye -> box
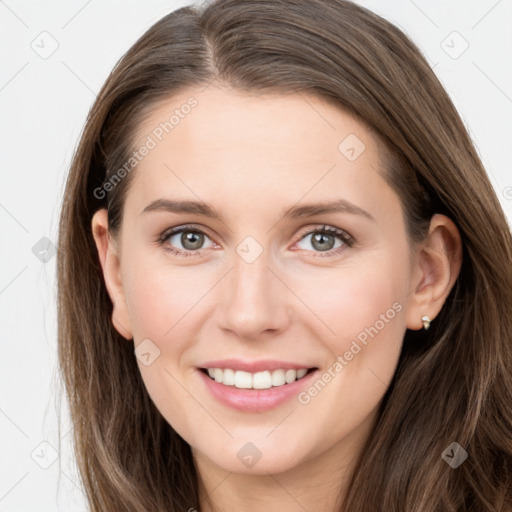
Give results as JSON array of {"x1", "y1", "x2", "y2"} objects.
[
  {"x1": 297, "y1": 231, "x2": 343, "y2": 252},
  {"x1": 167, "y1": 230, "x2": 214, "y2": 251}
]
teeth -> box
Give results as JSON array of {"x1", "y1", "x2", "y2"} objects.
[
  {"x1": 285, "y1": 369, "x2": 296, "y2": 383},
  {"x1": 296, "y1": 368, "x2": 308, "y2": 379},
  {"x1": 223, "y1": 368, "x2": 235, "y2": 386},
  {"x1": 252, "y1": 371, "x2": 272, "y2": 389},
  {"x1": 271, "y1": 369, "x2": 286, "y2": 387},
  {"x1": 204, "y1": 367, "x2": 311, "y2": 388},
  {"x1": 234, "y1": 370, "x2": 252, "y2": 389}
]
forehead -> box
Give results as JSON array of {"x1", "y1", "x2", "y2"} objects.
[
  {"x1": 133, "y1": 85, "x2": 376, "y2": 161},
  {"x1": 125, "y1": 86, "x2": 393, "y2": 220}
]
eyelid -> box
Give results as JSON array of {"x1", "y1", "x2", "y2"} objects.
[
  {"x1": 294, "y1": 224, "x2": 352, "y2": 241},
  {"x1": 159, "y1": 223, "x2": 216, "y2": 242}
]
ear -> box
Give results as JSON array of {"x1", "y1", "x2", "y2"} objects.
[
  {"x1": 91, "y1": 209, "x2": 133, "y2": 340},
  {"x1": 405, "y1": 213, "x2": 463, "y2": 330}
]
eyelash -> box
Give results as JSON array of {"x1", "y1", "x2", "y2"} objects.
[{"x1": 157, "y1": 223, "x2": 355, "y2": 258}]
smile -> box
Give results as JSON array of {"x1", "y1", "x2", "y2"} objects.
[
  {"x1": 197, "y1": 366, "x2": 319, "y2": 413},
  {"x1": 201, "y1": 367, "x2": 316, "y2": 389}
]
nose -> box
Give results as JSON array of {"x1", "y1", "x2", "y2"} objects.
[{"x1": 215, "y1": 249, "x2": 292, "y2": 341}]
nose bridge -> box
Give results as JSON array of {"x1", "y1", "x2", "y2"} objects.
[
  {"x1": 232, "y1": 249, "x2": 270, "y2": 301},
  {"x1": 217, "y1": 239, "x2": 290, "y2": 338}
]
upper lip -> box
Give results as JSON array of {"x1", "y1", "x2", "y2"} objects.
[{"x1": 198, "y1": 359, "x2": 317, "y2": 373}]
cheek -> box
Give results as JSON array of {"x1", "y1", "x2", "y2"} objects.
[
  {"x1": 288, "y1": 262, "x2": 406, "y2": 453},
  {"x1": 290, "y1": 256, "x2": 406, "y2": 350},
  {"x1": 122, "y1": 251, "x2": 213, "y2": 342},
  {"x1": 121, "y1": 256, "x2": 212, "y2": 436},
  {"x1": 289, "y1": 252, "x2": 407, "y2": 414}
]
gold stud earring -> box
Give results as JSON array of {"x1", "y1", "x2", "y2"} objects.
[{"x1": 421, "y1": 315, "x2": 431, "y2": 330}]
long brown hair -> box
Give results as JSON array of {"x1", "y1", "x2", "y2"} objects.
[{"x1": 57, "y1": 0, "x2": 512, "y2": 510}]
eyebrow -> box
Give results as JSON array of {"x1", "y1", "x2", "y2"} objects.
[{"x1": 141, "y1": 198, "x2": 376, "y2": 223}]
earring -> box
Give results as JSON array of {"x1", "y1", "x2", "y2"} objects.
[{"x1": 421, "y1": 315, "x2": 431, "y2": 330}]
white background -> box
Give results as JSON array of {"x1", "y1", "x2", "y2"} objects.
[{"x1": 0, "y1": 1, "x2": 511, "y2": 510}]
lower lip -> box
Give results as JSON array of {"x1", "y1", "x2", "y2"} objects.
[{"x1": 197, "y1": 368, "x2": 318, "y2": 413}]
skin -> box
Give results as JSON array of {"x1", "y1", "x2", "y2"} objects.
[{"x1": 92, "y1": 85, "x2": 462, "y2": 511}]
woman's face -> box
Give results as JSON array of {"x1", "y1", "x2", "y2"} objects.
[{"x1": 95, "y1": 85, "x2": 422, "y2": 478}]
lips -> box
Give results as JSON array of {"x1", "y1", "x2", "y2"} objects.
[
  {"x1": 194, "y1": 358, "x2": 319, "y2": 412},
  {"x1": 197, "y1": 365, "x2": 319, "y2": 413}
]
